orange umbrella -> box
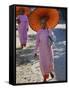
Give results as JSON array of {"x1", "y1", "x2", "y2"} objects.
[
  {"x1": 29, "y1": 8, "x2": 60, "y2": 32},
  {"x1": 16, "y1": 6, "x2": 30, "y2": 16}
]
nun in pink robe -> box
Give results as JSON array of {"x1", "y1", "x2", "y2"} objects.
[
  {"x1": 16, "y1": 9, "x2": 28, "y2": 48},
  {"x1": 34, "y1": 28, "x2": 55, "y2": 81}
]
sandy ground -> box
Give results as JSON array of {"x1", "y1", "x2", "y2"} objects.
[{"x1": 16, "y1": 26, "x2": 66, "y2": 84}]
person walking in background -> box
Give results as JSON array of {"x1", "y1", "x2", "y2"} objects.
[
  {"x1": 16, "y1": 9, "x2": 29, "y2": 49},
  {"x1": 34, "y1": 20, "x2": 55, "y2": 82}
]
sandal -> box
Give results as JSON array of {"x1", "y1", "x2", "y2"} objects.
[{"x1": 50, "y1": 72, "x2": 54, "y2": 79}]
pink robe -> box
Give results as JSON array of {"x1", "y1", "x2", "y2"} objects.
[
  {"x1": 16, "y1": 15, "x2": 28, "y2": 45},
  {"x1": 35, "y1": 29, "x2": 54, "y2": 76}
]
